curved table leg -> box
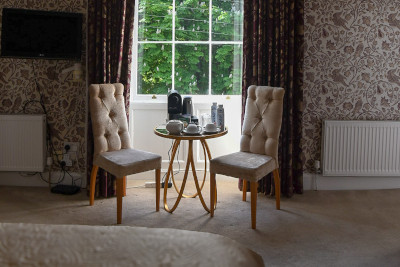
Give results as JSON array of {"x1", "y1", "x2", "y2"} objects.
[
  {"x1": 171, "y1": 140, "x2": 207, "y2": 198},
  {"x1": 163, "y1": 139, "x2": 185, "y2": 213},
  {"x1": 189, "y1": 140, "x2": 211, "y2": 213},
  {"x1": 164, "y1": 139, "x2": 217, "y2": 213},
  {"x1": 169, "y1": 139, "x2": 181, "y2": 195},
  {"x1": 170, "y1": 143, "x2": 190, "y2": 197},
  {"x1": 164, "y1": 151, "x2": 191, "y2": 213}
]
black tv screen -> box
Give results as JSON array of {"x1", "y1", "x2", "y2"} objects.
[{"x1": 1, "y1": 8, "x2": 82, "y2": 60}]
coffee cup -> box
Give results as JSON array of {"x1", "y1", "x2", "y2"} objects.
[
  {"x1": 205, "y1": 123, "x2": 217, "y2": 132},
  {"x1": 186, "y1": 123, "x2": 202, "y2": 134}
]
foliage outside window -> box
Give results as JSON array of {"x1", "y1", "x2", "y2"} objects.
[{"x1": 135, "y1": 0, "x2": 243, "y2": 95}]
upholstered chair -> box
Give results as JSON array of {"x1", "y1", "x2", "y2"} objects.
[
  {"x1": 89, "y1": 83, "x2": 162, "y2": 224},
  {"x1": 210, "y1": 85, "x2": 285, "y2": 229}
]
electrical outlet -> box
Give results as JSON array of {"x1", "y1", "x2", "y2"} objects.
[
  {"x1": 68, "y1": 151, "x2": 77, "y2": 161},
  {"x1": 62, "y1": 153, "x2": 73, "y2": 167},
  {"x1": 64, "y1": 142, "x2": 79, "y2": 153}
]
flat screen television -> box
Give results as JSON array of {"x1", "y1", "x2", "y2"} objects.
[{"x1": 1, "y1": 8, "x2": 82, "y2": 60}]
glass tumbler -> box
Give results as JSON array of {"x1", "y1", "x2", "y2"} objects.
[{"x1": 200, "y1": 113, "x2": 212, "y2": 127}]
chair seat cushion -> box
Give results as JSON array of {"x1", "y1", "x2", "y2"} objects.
[
  {"x1": 210, "y1": 151, "x2": 277, "y2": 182},
  {"x1": 94, "y1": 148, "x2": 161, "y2": 178}
]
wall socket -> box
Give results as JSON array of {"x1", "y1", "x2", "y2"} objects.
[
  {"x1": 64, "y1": 142, "x2": 79, "y2": 153},
  {"x1": 62, "y1": 142, "x2": 79, "y2": 167},
  {"x1": 62, "y1": 153, "x2": 72, "y2": 167}
]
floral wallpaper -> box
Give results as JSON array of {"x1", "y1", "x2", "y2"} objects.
[
  {"x1": 303, "y1": 0, "x2": 400, "y2": 172},
  {"x1": 2, "y1": 0, "x2": 400, "y2": 176},
  {"x1": 0, "y1": 0, "x2": 87, "y2": 173}
]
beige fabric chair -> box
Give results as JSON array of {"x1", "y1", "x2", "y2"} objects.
[
  {"x1": 210, "y1": 85, "x2": 284, "y2": 229},
  {"x1": 89, "y1": 83, "x2": 161, "y2": 224}
]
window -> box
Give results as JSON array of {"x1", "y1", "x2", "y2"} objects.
[{"x1": 132, "y1": 0, "x2": 243, "y2": 97}]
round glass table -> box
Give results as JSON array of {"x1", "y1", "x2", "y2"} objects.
[{"x1": 154, "y1": 125, "x2": 228, "y2": 213}]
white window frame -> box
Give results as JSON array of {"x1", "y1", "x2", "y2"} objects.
[{"x1": 130, "y1": 0, "x2": 243, "y2": 105}]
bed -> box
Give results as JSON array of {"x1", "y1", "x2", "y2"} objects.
[{"x1": 0, "y1": 223, "x2": 264, "y2": 266}]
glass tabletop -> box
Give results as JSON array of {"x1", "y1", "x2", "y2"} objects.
[{"x1": 154, "y1": 124, "x2": 228, "y2": 140}]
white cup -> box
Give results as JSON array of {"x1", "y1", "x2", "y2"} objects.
[
  {"x1": 205, "y1": 123, "x2": 217, "y2": 132},
  {"x1": 186, "y1": 123, "x2": 202, "y2": 134}
]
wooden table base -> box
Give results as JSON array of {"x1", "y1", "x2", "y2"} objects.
[
  {"x1": 163, "y1": 139, "x2": 216, "y2": 213},
  {"x1": 154, "y1": 126, "x2": 227, "y2": 214}
]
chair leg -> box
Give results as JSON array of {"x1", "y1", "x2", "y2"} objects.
[
  {"x1": 242, "y1": 179, "x2": 247, "y2": 201},
  {"x1": 210, "y1": 172, "x2": 216, "y2": 217},
  {"x1": 273, "y1": 169, "x2": 281, "y2": 210},
  {"x1": 123, "y1": 176, "x2": 127, "y2": 197},
  {"x1": 156, "y1": 168, "x2": 161, "y2": 212},
  {"x1": 116, "y1": 177, "x2": 124, "y2": 224},
  {"x1": 89, "y1": 165, "x2": 98, "y2": 206},
  {"x1": 250, "y1": 181, "x2": 258, "y2": 229}
]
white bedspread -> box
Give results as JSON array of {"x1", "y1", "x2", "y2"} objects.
[{"x1": 0, "y1": 223, "x2": 264, "y2": 267}]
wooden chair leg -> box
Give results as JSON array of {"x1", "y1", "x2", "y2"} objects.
[
  {"x1": 156, "y1": 169, "x2": 161, "y2": 211},
  {"x1": 116, "y1": 177, "x2": 124, "y2": 224},
  {"x1": 250, "y1": 181, "x2": 258, "y2": 229},
  {"x1": 210, "y1": 172, "x2": 216, "y2": 217},
  {"x1": 273, "y1": 169, "x2": 281, "y2": 210},
  {"x1": 123, "y1": 176, "x2": 127, "y2": 197},
  {"x1": 242, "y1": 179, "x2": 247, "y2": 201},
  {"x1": 89, "y1": 165, "x2": 98, "y2": 206}
]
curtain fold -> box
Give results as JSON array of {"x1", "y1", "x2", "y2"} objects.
[
  {"x1": 87, "y1": 0, "x2": 135, "y2": 198},
  {"x1": 240, "y1": 0, "x2": 304, "y2": 197}
]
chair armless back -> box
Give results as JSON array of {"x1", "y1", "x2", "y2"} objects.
[
  {"x1": 240, "y1": 85, "x2": 285, "y2": 164},
  {"x1": 89, "y1": 83, "x2": 132, "y2": 159}
]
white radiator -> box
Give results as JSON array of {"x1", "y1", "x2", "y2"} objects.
[
  {"x1": 322, "y1": 120, "x2": 400, "y2": 176},
  {"x1": 0, "y1": 114, "x2": 46, "y2": 172}
]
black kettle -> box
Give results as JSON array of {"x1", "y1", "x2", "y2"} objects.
[{"x1": 182, "y1": 96, "x2": 193, "y2": 116}]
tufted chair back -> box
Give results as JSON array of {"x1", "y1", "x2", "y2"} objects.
[
  {"x1": 240, "y1": 85, "x2": 285, "y2": 164},
  {"x1": 89, "y1": 83, "x2": 132, "y2": 159}
]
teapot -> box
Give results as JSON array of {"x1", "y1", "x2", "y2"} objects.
[
  {"x1": 166, "y1": 120, "x2": 184, "y2": 135},
  {"x1": 185, "y1": 123, "x2": 202, "y2": 134}
]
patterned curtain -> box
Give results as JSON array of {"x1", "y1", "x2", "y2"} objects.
[
  {"x1": 87, "y1": 0, "x2": 135, "y2": 198},
  {"x1": 240, "y1": 0, "x2": 304, "y2": 197}
]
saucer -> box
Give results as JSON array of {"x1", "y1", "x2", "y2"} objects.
[
  {"x1": 182, "y1": 129, "x2": 202, "y2": 135},
  {"x1": 202, "y1": 127, "x2": 220, "y2": 134}
]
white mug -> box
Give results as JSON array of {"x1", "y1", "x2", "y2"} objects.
[
  {"x1": 205, "y1": 123, "x2": 217, "y2": 132},
  {"x1": 186, "y1": 123, "x2": 202, "y2": 134}
]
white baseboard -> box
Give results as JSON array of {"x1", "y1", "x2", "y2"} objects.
[
  {"x1": 4, "y1": 170, "x2": 398, "y2": 191},
  {"x1": 0, "y1": 171, "x2": 85, "y2": 188},
  {"x1": 303, "y1": 172, "x2": 400, "y2": 190}
]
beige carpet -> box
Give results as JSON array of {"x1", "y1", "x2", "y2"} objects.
[{"x1": 1, "y1": 177, "x2": 400, "y2": 266}]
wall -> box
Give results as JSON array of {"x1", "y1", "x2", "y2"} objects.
[
  {"x1": 303, "y1": 0, "x2": 400, "y2": 172},
  {"x1": 0, "y1": 1, "x2": 87, "y2": 182}
]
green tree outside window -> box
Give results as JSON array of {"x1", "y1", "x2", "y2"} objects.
[{"x1": 137, "y1": 0, "x2": 243, "y2": 95}]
